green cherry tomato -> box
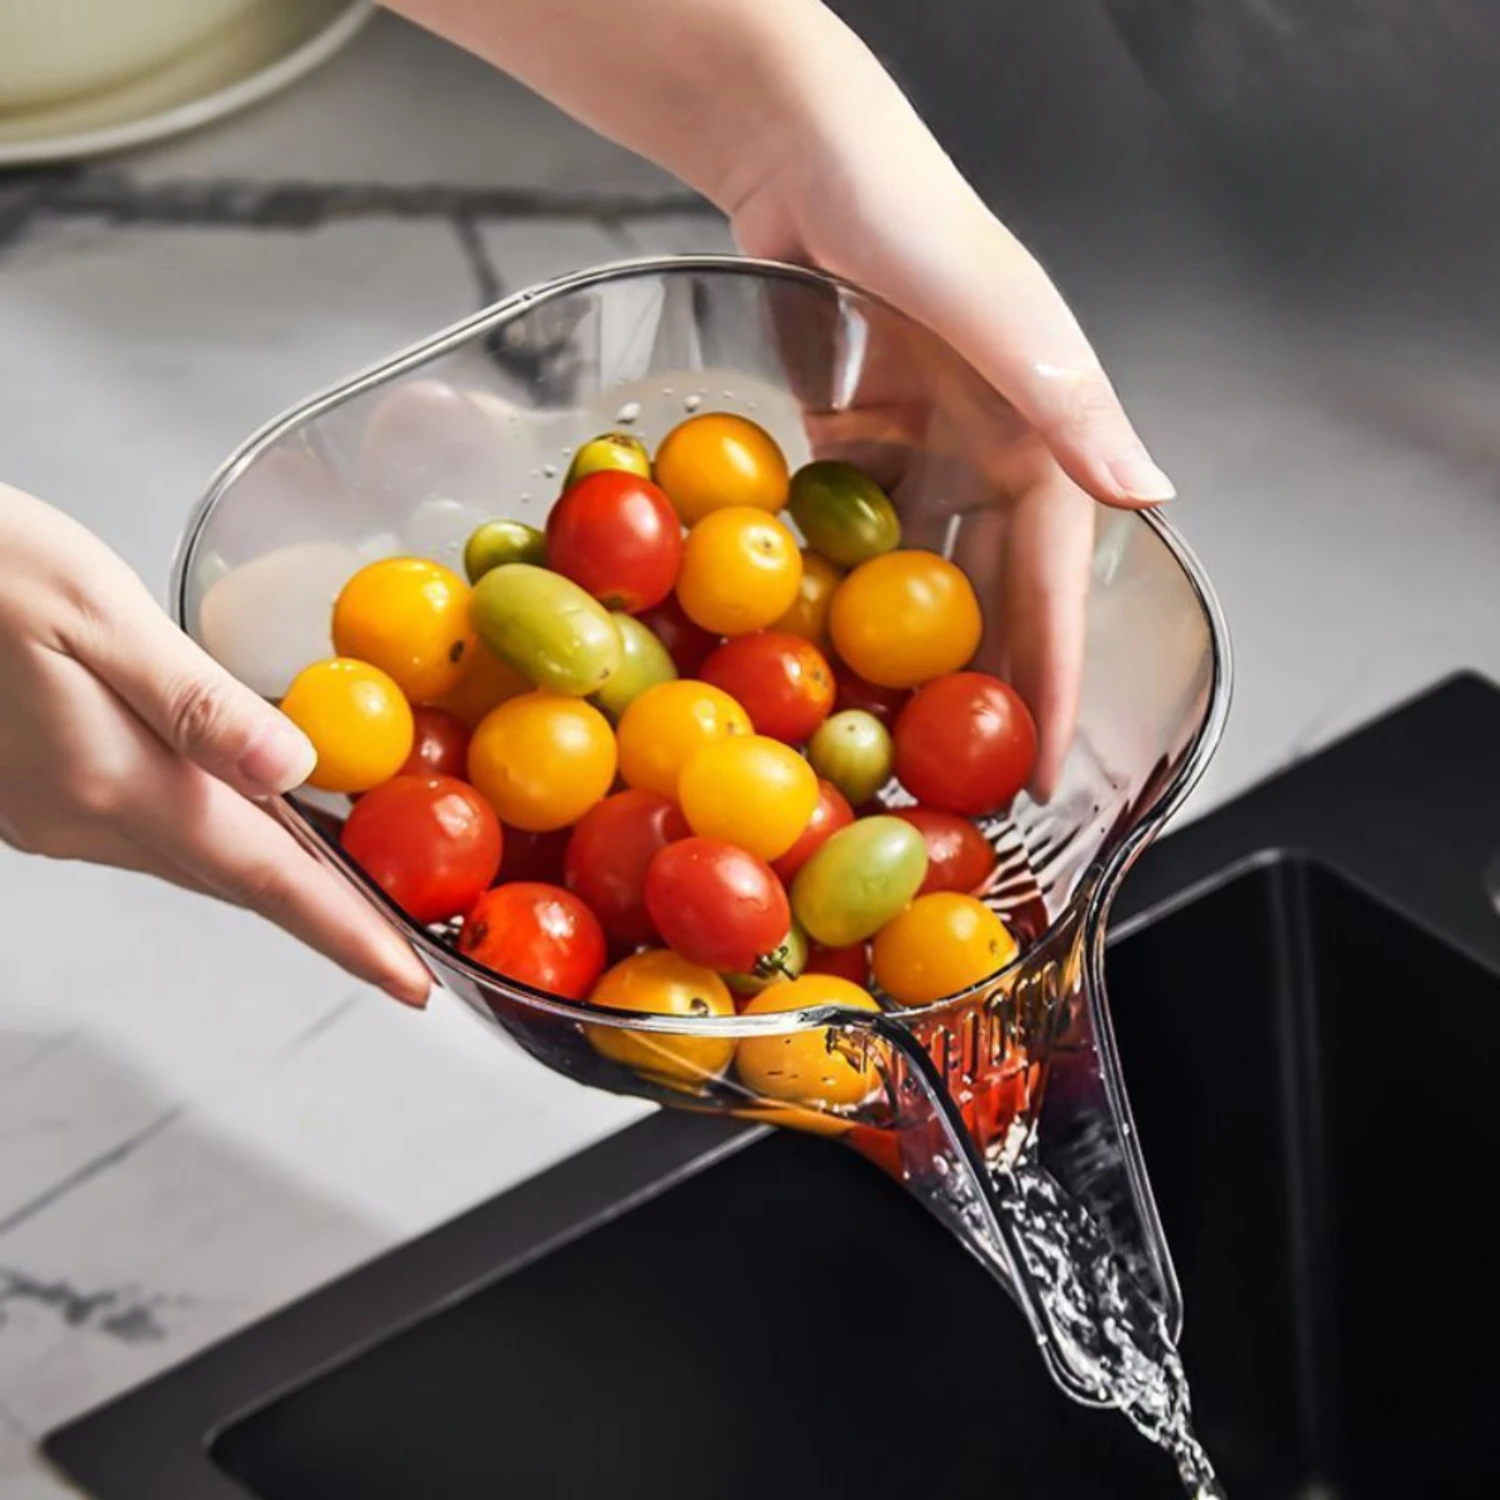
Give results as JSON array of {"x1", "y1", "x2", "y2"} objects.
[
  {"x1": 565, "y1": 431, "x2": 653, "y2": 488},
  {"x1": 469, "y1": 563, "x2": 622, "y2": 696},
  {"x1": 463, "y1": 519, "x2": 547, "y2": 583},
  {"x1": 592, "y1": 612, "x2": 678, "y2": 719},
  {"x1": 791, "y1": 815, "x2": 928, "y2": 948},
  {"x1": 808, "y1": 709, "x2": 894, "y2": 806},
  {"x1": 787, "y1": 460, "x2": 901, "y2": 568},
  {"x1": 725, "y1": 922, "x2": 810, "y2": 996}
]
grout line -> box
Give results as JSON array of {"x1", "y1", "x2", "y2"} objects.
[
  {"x1": 449, "y1": 211, "x2": 504, "y2": 307},
  {"x1": 5, "y1": 168, "x2": 714, "y2": 234}
]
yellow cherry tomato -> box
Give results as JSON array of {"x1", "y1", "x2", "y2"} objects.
[
  {"x1": 586, "y1": 950, "x2": 736, "y2": 1084},
  {"x1": 829, "y1": 549, "x2": 983, "y2": 689},
  {"x1": 677, "y1": 507, "x2": 802, "y2": 636},
  {"x1": 735, "y1": 975, "x2": 883, "y2": 1108},
  {"x1": 772, "y1": 550, "x2": 842, "y2": 643},
  {"x1": 332, "y1": 556, "x2": 477, "y2": 702},
  {"x1": 678, "y1": 734, "x2": 819, "y2": 861},
  {"x1": 616, "y1": 679, "x2": 751, "y2": 796},
  {"x1": 467, "y1": 691, "x2": 616, "y2": 831},
  {"x1": 280, "y1": 658, "x2": 413, "y2": 794},
  {"x1": 431, "y1": 640, "x2": 529, "y2": 726},
  {"x1": 653, "y1": 412, "x2": 788, "y2": 525},
  {"x1": 872, "y1": 893, "x2": 1018, "y2": 1006}
]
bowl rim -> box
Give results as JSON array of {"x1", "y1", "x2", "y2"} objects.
[{"x1": 173, "y1": 253, "x2": 1233, "y2": 1038}]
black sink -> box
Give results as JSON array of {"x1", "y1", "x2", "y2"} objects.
[{"x1": 44, "y1": 676, "x2": 1500, "y2": 1499}]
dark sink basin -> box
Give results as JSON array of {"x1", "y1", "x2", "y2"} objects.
[{"x1": 45, "y1": 676, "x2": 1500, "y2": 1499}]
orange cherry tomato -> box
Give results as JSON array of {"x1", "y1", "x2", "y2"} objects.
[
  {"x1": 467, "y1": 691, "x2": 616, "y2": 831},
  {"x1": 773, "y1": 550, "x2": 842, "y2": 643},
  {"x1": 616, "y1": 679, "x2": 751, "y2": 797},
  {"x1": 653, "y1": 412, "x2": 788, "y2": 525},
  {"x1": 677, "y1": 507, "x2": 802, "y2": 636},
  {"x1": 586, "y1": 950, "x2": 736, "y2": 1085},
  {"x1": 871, "y1": 892, "x2": 1018, "y2": 1006},
  {"x1": 332, "y1": 556, "x2": 476, "y2": 702},
  {"x1": 280, "y1": 657, "x2": 413, "y2": 794},
  {"x1": 678, "y1": 734, "x2": 819, "y2": 861},
  {"x1": 829, "y1": 549, "x2": 983, "y2": 689},
  {"x1": 433, "y1": 640, "x2": 530, "y2": 727},
  {"x1": 735, "y1": 976, "x2": 883, "y2": 1108}
]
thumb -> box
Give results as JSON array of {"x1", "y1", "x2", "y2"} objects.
[{"x1": 75, "y1": 570, "x2": 318, "y2": 798}]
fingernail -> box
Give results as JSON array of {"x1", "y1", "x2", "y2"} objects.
[
  {"x1": 385, "y1": 976, "x2": 431, "y2": 1009},
  {"x1": 379, "y1": 935, "x2": 432, "y2": 1009},
  {"x1": 239, "y1": 716, "x2": 318, "y2": 794},
  {"x1": 1110, "y1": 449, "x2": 1177, "y2": 504}
]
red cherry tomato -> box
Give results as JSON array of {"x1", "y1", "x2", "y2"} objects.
[
  {"x1": 894, "y1": 672, "x2": 1038, "y2": 816},
  {"x1": 894, "y1": 806, "x2": 999, "y2": 896},
  {"x1": 546, "y1": 470, "x2": 683, "y2": 613},
  {"x1": 340, "y1": 774, "x2": 502, "y2": 925},
  {"x1": 805, "y1": 943, "x2": 871, "y2": 987},
  {"x1": 699, "y1": 631, "x2": 836, "y2": 745},
  {"x1": 398, "y1": 704, "x2": 472, "y2": 781},
  {"x1": 636, "y1": 594, "x2": 719, "y2": 677},
  {"x1": 458, "y1": 882, "x2": 607, "y2": 1000},
  {"x1": 497, "y1": 825, "x2": 571, "y2": 885},
  {"x1": 644, "y1": 837, "x2": 790, "y2": 973},
  {"x1": 834, "y1": 663, "x2": 909, "y2": 725},
  {"x1": 565, "y1": 789, "x2": 691, "y2": 946},
  {"x1": 771, "y1": 778, "x2": 854, "y2": 881}
]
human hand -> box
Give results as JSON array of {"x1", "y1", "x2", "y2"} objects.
[{"x1": 0, "y1": 485, "x2": 431, "y2": 1005}]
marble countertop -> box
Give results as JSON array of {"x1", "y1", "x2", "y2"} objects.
[{"x1": 3, "y1": 9, "x2": 1499, "y2": 1497}]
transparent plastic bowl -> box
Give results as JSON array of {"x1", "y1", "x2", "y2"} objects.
[{"x1": 175, "y1": 256, "x2": 1230, "y2": 1404}]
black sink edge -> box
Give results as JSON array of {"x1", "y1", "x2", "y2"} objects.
[{"x1": 42, "y1": 671, "x2": 1500, "y2": 1499}]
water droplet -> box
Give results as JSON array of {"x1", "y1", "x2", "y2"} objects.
[
  {"x1": 615, "y1": 400, "x2": 642, "y2": 424},
  {"x1": 662, "y1": 387, "x2": 674, "y2": 396},
  {"x1": 542, "y1": 464, "x2": 557, "y2": 478},
  {"x1": 683, "y1": 394, "x2": 702, "y2": 412},
  {"x1": 721, "y1": 390, "x2": 734, "y2": 399},
  {"x1": 561, "y1": 447, "x2": 574, "y2": 457},
  {"x1": 520, "y1": 493, "x2": 532, "y2": 504}
]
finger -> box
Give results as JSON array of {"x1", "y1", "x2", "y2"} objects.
[
  {"x1": 66, "y1": 828, "x2": 220, "y2": 900},
  {"x1": 955, "y1": 471, "x2": 1095, "y2": 802},
  {"x1": 126, "y1": 756, "x2": 431, "y2": 1007},
  {"x1": 68, "y1": 568, "x2": 317, "y2": 799},
  {"x1": 864, "y1": 203, "x2": 1176, "y2": 508}
]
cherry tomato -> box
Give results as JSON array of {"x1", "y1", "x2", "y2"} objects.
[
  {"x1": 591, "y1": 614, "x2": 676, "y2": 721},
  {"x1": 281, "y1": 657, "x2": 413, "y2": 794},
  {"x1": 644, "y1": 838, "x2": 790, "y2": 973},
  {"x1": 734, "y1": 976, "x2": 882, "y2": 1108},
  {"x1": 829, "y1": 549, "x2": 983, "y2": 689},
  {"x1": 677, "y1": 507, "x2": 802, "y2": 636},
  {"x1": 787, "y1": 460, "x2": 901, "y2": 567},
  {"x1": 433, "y1": 641, "x2": 530, "y2": 727},
  {"x1": 459, "y1": 882, "x2": 606, "y2": 1000},
  {"x1": 725, "y1": 923, "x2": 809, "y2": 998},
  {"x1": 546, "y1": 470, "x2": 683, "y2": 613},
  {"x1": 833, "y1": 663, "x2": 909, "y2": 725},
  {"x1": 791, "y1": 815, "x2": 928, "y2": 948},
  {"x1": 805, "y1": 942, "x2": 871, "y2": 987},
  {"x1": 332, "y1": 556, "x2": 476, "y2": 702},
  {"x1": 807, "y1": 710, "x2": 893, "y2": 806},
  {"x1": 894, "y1": 672, "x2": 1038, "y2": 815},
  {"x1": 771, "y1": 778, "x2": 854, "y2": 881},
  {"x1": 340, "y1": 774, "x2": 502, "y2": 924},
  {"x1": 467, "y1": 691, "x2": 616, "y2": 831},
  {"x1": 772, "y1": 551, "x2": 842, "y2": 643},
  {"x1": 894, "y1": 806, "x2": 999, "y2": 896},
  {"x1": 565, "y1": 789, "x2": 690, "y2": 946},
  {"x1": 636, "y1": 594, "x2": 719, "y2": 677},
  {"x1": 565, "y1": 431, "x2": 652, "y2": 488},
  {"x1": 616, "y1": 679, "x2": 751, "y2": 797},
  {"x1": 586, "y1": 950, "x2": 736, "y2": 1084},
  {"x1": 469, "y1": 564, "x2": 622, "y2": 697},
  {"x1": 463, "y1": 519, "x2": 546, "y2": 584},
  {"x1": 678, "y1": 734, "x2": 819, "y2": 861},
  {"x1": 497, "y1": 824, "x2": 571, "y2": 885},
  {"x1": 653, "y1": 412, "x2": 788, "y2": 525},
  {"x1": 699, "y1": 632, "x2": 835, "y2": 745},
  {"x1": 872, "y1": 893, "x2": 1018, "y2": 1006},
  {"x1": 397, "y1": 704, "x2": 471, "y2": 780}
]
